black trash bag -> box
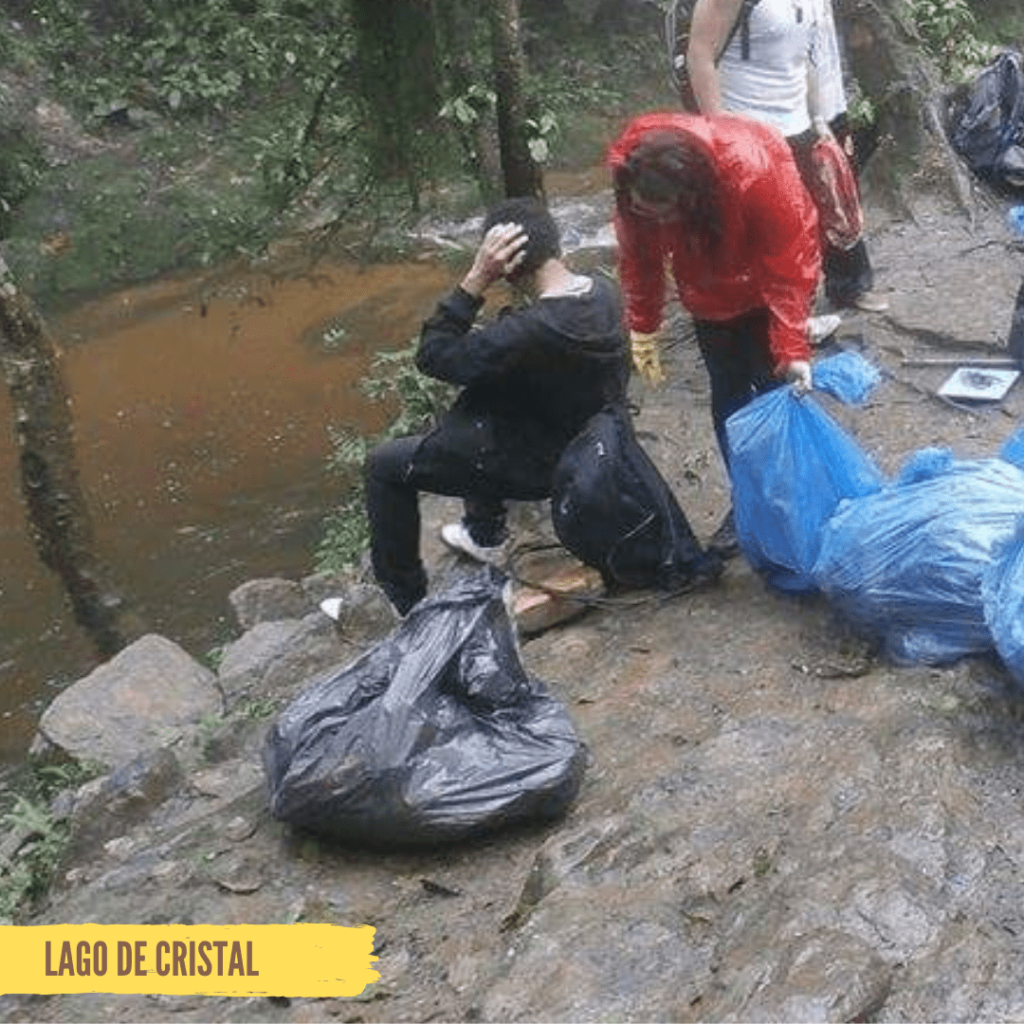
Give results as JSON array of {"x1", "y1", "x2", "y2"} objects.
[
  {"x1": 263, "y1": 565, "x2": 586, "y2": 848},
  {"x1": 949, "y1": 50, "x2": 1024, "y2": 191},
  {"x1": 550, "y1": 404, "x2": 716, "y2": 591}
]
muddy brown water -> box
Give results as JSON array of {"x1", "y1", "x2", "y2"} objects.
[{"x1": 0, "y1": 256, "x2": 451, "y2": 771}]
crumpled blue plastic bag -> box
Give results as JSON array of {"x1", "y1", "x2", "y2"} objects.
[
  {"x1": 812, "y1": 350, "x2": 883, "y2": 406},
  {"x1": 999, "y1": 423, "x2": 1024, "y2": 470},
  {"x1": 726, "y1": 387, "x2": 885, "y2": 591},
  {"x1": 983, "y1": 517, "x2": 1024, "y2": 693},
  {"x1": 263, "y1": 565, "x2": 586, "y2": 848},
  {"x1": 813, "y1": 454, "x2": 1024, "y2": 664}
]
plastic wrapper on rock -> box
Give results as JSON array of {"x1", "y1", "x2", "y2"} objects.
[{"x1": 262, "y1": 565, "x2": 586, "y2": 849}]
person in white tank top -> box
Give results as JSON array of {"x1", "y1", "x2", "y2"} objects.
[
  {"x1": 687, "y1": 0, "x2": 889, "y2": 313},
  {"x1": 716, "y1": 0, "x2": 814, "y2": 138}
]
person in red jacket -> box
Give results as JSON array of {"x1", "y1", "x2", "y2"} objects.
[{"x1": 607, "y1": 110, "x2": 821, "y2": 555}]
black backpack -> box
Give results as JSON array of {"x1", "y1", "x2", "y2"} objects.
[
  {"x1": 665, "y1": 0, "x2": 761, "y2": 112},
  {"x1": 550, "y1": 404, "x2": 717, "y2": 592}
]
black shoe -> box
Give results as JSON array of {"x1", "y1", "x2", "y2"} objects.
[{"x1": 707, "y1": 509, "x2": 739, "y2": 560}]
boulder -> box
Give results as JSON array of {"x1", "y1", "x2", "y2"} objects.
[
  {"x1": 228, "y1": 577, "x2": 312, "y2": 630},
  {"x1": 216, "y1": 612, "x2": 346, "y2": 708},
  {"x1": 34, "y1": 634, "x2": 220, "y2": 768}
]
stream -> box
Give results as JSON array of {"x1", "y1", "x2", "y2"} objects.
[
  {"x1": 0, "y1": 178, "x2": 617, "y2": 774},
  {"x1": 0, "y1": 254, "x2": 451, "y2": 770}
]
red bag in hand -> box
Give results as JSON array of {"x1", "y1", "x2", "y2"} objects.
[{"x1": 807, "y1": 136, "x2": 864, "y2": 251}]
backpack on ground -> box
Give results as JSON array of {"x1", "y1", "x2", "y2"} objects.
[
  {"x1": 550, "y1": 404, "x2": 716, "y2": 592},
  {"x1": 665, "y1": 0, "x2": 761, "y2": 111}
]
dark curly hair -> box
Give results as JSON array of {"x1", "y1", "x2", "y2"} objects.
[
  {"x1": 482, "y1": 196, "x2": 561, "y2": 280},
  {"x1": 612, "y1": 130, "x2": 725, "y2": 256}
]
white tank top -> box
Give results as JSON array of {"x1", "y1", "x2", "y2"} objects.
[
  {"x1": 718, "y1": 0, "x2": 814, "y2": 139},
  {"x1": 809, "y1": 0, "x2": 847, "y2": 123}
]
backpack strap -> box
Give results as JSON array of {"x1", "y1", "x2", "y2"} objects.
[{"x1": 734, "y1": 0, "x2": 760, "y2": 62}]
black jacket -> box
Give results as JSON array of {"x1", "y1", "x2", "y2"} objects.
[{"x1": 414, "y1": 274, "x2": 630, "y2": 497}]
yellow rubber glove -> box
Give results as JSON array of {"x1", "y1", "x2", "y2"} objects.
[{"x1": 630, "y1": 330, "x2": 665, "y2": 387}]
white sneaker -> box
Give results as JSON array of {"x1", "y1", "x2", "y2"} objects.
[
  {"x1": 809, "y1": 313, "x2": 842, "y2": 345},
  {"x1": 440, "y1": 522, "x2": 508, "y2": 565}
]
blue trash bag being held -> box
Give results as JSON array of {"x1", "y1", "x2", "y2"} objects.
[
  {"x1": 726, "y1": 387, "x2": 885, "y2": 592},
  {"x1": 263, "y1": 566, "x2": 586, "y2": 849},
  {"x1": 813, "y1": 455, "x2": 1024, "y2": 665}
]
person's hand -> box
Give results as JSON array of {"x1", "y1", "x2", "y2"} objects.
[
  {"x1": 784, "y1": 359, "x2": 813, "y2": 394},
  {"x1": 630, "y1": 330, "x2": 665, "y2": 387},
  {"x1": 461, "y1": 223, "x2": 528, "y2": 297},
  {"x1": 812, "y1": 116, "x2": 834, "y2": 141}
]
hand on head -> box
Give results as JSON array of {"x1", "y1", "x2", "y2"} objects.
[{"x1": 462, "y1": 223, "x2": 528, "y2": 296}]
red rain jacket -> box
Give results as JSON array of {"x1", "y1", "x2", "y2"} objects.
[{"x1": 607, "y1": 112, "x2": 820, "y2": 373}]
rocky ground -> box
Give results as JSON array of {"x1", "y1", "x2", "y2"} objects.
[{"x1": 5, "y1": 183, "x2": 1024, "y2": 1023}]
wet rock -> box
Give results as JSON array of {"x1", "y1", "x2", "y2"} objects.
[
  {"x1": 301, "y1": 573, "x2": 398, "y2": 646},
  {"x1": 34, "y1": 634, "x2": 220, "y2": 768},
  {"x1": 217, "y1": 613, "x2": 346, "y2": 708},
  {"x1": 188, "y1": 759, "x2": 265, "y2": 803},
  {"x1": 228, "y1": 577, "x2": 312, "y2": 630},
  {"x1": 210, "y1": 851, "x2": 264, "y2": 894},
  {"x1": 65, "y1": 747, "x2": 185, "y2": 859},
  {"x1": 710, "y1": 928, "x2": 892, "y2": 1022},
  {"x1": 223, "y1": 814, "x2": 260, "y2": 842}
]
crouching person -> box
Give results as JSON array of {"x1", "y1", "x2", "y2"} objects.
[{"x1": 364, "y1": 197, "x2": 631, "y2": 616}]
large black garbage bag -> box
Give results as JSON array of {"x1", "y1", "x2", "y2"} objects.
[
  {"x1": 949, "y1": 50, "x2": 1024, "y2": 191},
  {"x1": 263, "y1": 566, "x2": 586, "y2": 848},
  {"x1": 550, "y1": 403, "x2": 713, "y2": 591}
]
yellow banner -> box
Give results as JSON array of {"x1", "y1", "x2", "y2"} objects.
[{"x1": 0, "y1": 923, "x2": 378, "y2": 997}]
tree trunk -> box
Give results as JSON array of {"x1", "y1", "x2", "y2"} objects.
[
  {"x1": 350, "y1": 0, "x2": 443, "y2": 210},
  {"x1": 433, "y1": 0, "x2": 504, "y2": 203},
  {"x1": 487, "y1": 0, "x2": 544, "y2": 200},
  {"x1": 835, "y1": 0, "x2": 976, "y2": 215},
  {"x1": 0, "y1": 257, "x2": 144, "y2": 658}
]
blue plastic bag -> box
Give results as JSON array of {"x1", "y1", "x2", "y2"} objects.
[
  {"x1": 1000, "y1": 422, "x2": 1024, "y2": 471},
  {"x1": 813, "y1": 455, "x2": 1024, "y2": 664},
  {"x1": 983, "y1": 518, "x2": 1024, "y2": 694},
  {"x1": 812, "y1": 350, "x2": 882, "y2": 407},
  {"x1": 726, "y1": 387, "x2": 885, "y2": 591}
]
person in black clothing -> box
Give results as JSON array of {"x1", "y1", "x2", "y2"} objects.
[{"x1": 364, "y1": 197, "x2": 631, "y2": 616}]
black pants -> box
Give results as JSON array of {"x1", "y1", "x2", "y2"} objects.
[
  {"x1": 364, "y1": 431, "x2": 548, "y2": 614},
  {"x1": 694, "y1": 310, "x2": 781, "y2": 469},
  {"x1": 787, "y1": 122, "x2": 875, "y2": 308}
]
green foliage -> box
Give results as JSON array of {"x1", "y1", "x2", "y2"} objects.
[
  {"x1": 908, "y1": 0, "x2": 990, "y2": 81},
  {"x1": 22, "y1": 0, "x2": 356, "y2": 118},
  {"x1": 440, "y1": 85, "x2": 497, "y2": 130},
  {"x1": 847, "y1": 94, "x2": 877, "y2": 132},
  {"x1": 315, "y1": 338, "x2": 455, "y2": 572},
  {"x1": 0, "y1": 127, "x2": 46, "y2": 238},
  {"x1": 0, "y1": 795, "x2": 68, "y2": 924},
  {"x1": 360, "y1": 344, "x2": 455, "y2": 439},
  {"x1": 0, "y1": 759, "x2": 103, "y2": 924},
  {"x1": 4, "y1": 140, "x2": 274, "y2": 308}
]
